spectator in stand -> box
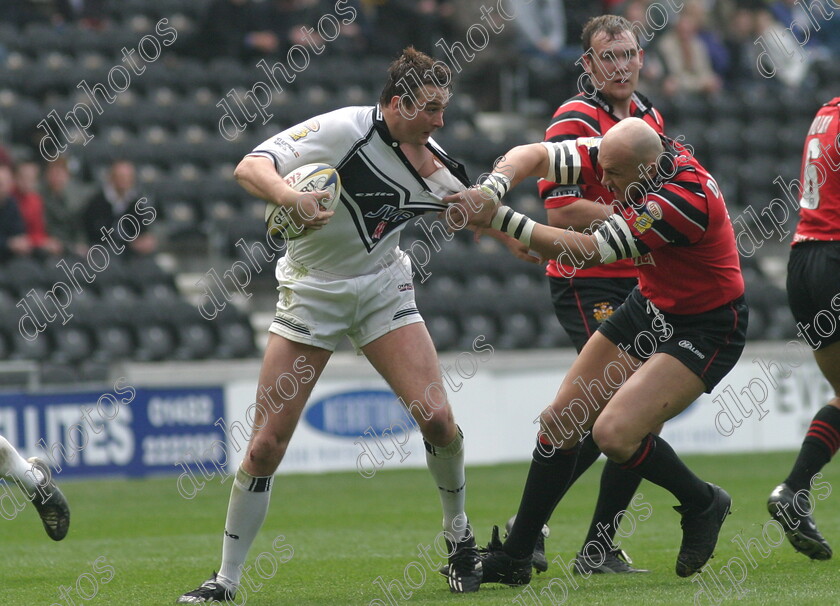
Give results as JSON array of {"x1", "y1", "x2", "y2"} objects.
[
  {"x1": 515, "y1": 0, "x2": 568, "y2": 60},
  {"x1": 364, "y1": 0, "x2": 453, "y2": 57},
  {"x1": 722, "y1": 6, "x2": 762, "y2": 92},
  {"x1": 14, "y1": 161, "x2": 62, "y2": 257},
  {"x1": 754, "y1": 6, "x2": 812, "y2": 89},
  {"x1": 312, "y1": 0, "x2": 369, "y2": 56},
  {"x1": 244, "y1": 0, "x2": 322, "y2": 58},
  {"x1": 0, "y1": 144, "x2": 14, "y2": 168},
  {"x1": 621, "y1": 0, "x2": 667, "y2": 95},
  {"x1": 41, "y1": 157, "x2": 90, "y2": 256},
  {"x1": 658, "y1": 1, "x2": 722, "y2": 98},
  {"x1": 0, "y1": 164, "x2": 30, "y2": 262},
  {"x1": 82, "y1": 160, "x2": 156, "y2": 255},
  {"x1": 187, "y1": 0, "x2": 255, "y2": 62},
  {"x1": 693, "y1": 5, "x2": 730, "y2": 81}
]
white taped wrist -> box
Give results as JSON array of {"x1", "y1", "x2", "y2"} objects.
[
  {"x1": 593, "y1": 215, "x2": 641, "y2": 263},
  {"x1": 491, "y1": 206, "x2": 536, "y2": 247},
  {"x1": 478, "y1": 172, "x2": 511, "y2": 204}
]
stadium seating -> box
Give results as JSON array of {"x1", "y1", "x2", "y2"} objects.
[{"x1": 0, "y1": 2, "x2": 819, "y2": 381}]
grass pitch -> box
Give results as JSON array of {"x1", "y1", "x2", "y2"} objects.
[{"x1": 2, "y1": 452, "x2": 838, "y2": 605}]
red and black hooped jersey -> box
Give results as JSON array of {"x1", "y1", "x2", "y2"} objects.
[
  {"x1": 540, "y1": 90, "x2": 665, "y2": 279},
  {"x1": 793, "y1": 97, "x2": 840, "y2": 244},
  {"x1": 544, "y1": 136, "x2": 744, "y2": 314}
]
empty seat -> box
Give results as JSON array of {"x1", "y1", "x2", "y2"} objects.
[
  {"x1": 458, "y1": 314, "x2": 499, "y2": 351},
  {"x1": 50, "y1": 323, "x2": 95, "y2": 364},
  {"x1": 425, "y1": 314, "x2": 460, "y2": 351},
  {"x1": 497, "y1": 312, "x2": 539, "y2": 350}
]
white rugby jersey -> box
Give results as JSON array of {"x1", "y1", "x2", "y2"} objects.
[{"x1": 248, "y1": 106, "x2": 470, "y2": 276}]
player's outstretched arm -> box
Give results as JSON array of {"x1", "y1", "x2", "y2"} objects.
[
  {"x1": 442, "y1": 143, "x2": 552, "y2": 227},
  {"x1": 547, "y1": 197, "x2": 617, "y2": 232},
  {"x1": 497, "y1": 211, "x2": 603, "y2": 270},
  {"x1": 492, "y1": 143, "x2": 552, "y2": 190}
]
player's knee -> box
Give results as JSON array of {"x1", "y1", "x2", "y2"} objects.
[
  {"x1": 247, "y1": 433, "x2": 289, "y2": 468},
  {"x1": 539, "y1": 405, "x2": 573, "y2": 445},
  {"x1": 591, "y1": 417, "x2": 630, "y2": 460},
  {"x1": 416, "y1": 406, "x2": 454, "y2": 442}
]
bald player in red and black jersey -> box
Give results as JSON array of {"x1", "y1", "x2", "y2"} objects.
[
  {"x1": 768, "y1": 97, "x2": 840, "y2": 562},
  {"x1": 446, "y1": 117, "x2": 747, "y2": 584},
  {"x1": 530, "y1": 14, "x2": 666, "y2": 575}
]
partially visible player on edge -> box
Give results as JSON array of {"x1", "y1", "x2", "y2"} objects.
[
  {"x1": 177, "y1": 48, "x2": 486, "y2": 603},
  {"x1": 767, "y1": 97, "x2": 840, "y2": 561},
  {"x1": 0, "y1": 435, "x2": 70, "y2": 540},
  {"x1": 444, "y1": 116, "x2": 747, "y2": 584},
  {"x1": 517, "y1": 14, "x2": 666, "y2": 575}
]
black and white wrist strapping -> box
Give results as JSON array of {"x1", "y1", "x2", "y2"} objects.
[
  {"x1": 593, "y1": 214, "x2": 641, "y2": 263},
  {"x1": 491, "y1": 206, "x2": 536, "y2": 247},
  {"x1": 478, "y1": 172, "x2": 512, "y2": 204}
]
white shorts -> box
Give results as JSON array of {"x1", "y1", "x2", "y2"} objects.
[{"x1": 269, "y1": 252, "x2": 424, "y2": 352}]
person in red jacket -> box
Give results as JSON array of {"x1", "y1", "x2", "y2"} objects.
[
  {"x1": 767, "y1": 97, "x2": 840, "y2": 562},
  {"x1": 446, "y1": 116, "x2": 747, "y2": 584},
  {"x1": 14, "y1": 161, "x2": 62, "y2": 257}
]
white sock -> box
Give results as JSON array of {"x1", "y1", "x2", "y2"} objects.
[
  {"x1": 424, "y1": 427, "x2": 468, "y2": 542},
  {"x1": 0, "y1": 436, "x2": 43, "y2": 495},
  {"x1": 218, "y1": 466, "x2": 273, "y2": 589}
]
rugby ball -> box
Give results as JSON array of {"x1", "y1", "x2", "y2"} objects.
[{"x1": 265, "y1": 163, "x2": 342, "y2": 241}]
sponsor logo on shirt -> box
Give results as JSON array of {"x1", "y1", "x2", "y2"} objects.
[
  {"x1": 633, "y1": 252, "x2": 656, "y2": 267},
  {"x1": 633, "y1": 211, "x2": 655, "y2": 233},
  {"x1": 272, "y1": 137, "x2": 300, "y2": 158},
  {"x1": 397, "y1": 283, "x2": 413, "y2": 292},
  {"x1": 288, "y1": 120, "x2": 321, "y2": 141},
  {"x1": 678, "y1": 339, "x2": 705, "y2": 359},
  {"x1": 364, "y1": 204, "x2": 413, "y2": 222},
  {"x1": 646, "y1": 201, "x2": 662, "y2": 220}
]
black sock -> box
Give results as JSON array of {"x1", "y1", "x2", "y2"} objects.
[
  {"x1": 581, "y1": 459, "x2": 643, "y2": 550},
  {"x1": 622, "y1": 434, "x2": 711, "y2": 511},
  {"x1": 567, "y1": 432, "x2": 604, "y2": 485},
  {"x1": 785, "y1": 405, "x2": 840, "y2": 493},
  {"x1": 552, "y1": 434, "x2": 644, "y2": 550},
  {"x1": 504, "y1": 439, "x2": 580, "y2": 559}
]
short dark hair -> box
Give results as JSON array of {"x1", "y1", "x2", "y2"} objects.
[
  {"x1": 581, "y1": 15, "x2": 641, "y2": 52},
  {"x1": 379, "y1": 46, "x2": 452, "y2": 107}
]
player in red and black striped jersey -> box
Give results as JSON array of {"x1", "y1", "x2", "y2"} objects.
[
  {"x1": 447, "y1": 117, "x2": 747, "y2": 583},
  {"x1": 531, "y1": 14, "x2": 667, "y2": 576},
  {"x1": 768, "y1": 97, "x2": 840, "y2": 561}
]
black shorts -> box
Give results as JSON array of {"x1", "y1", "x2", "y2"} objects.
[
  {"x1": 597, "y1": 287, "x2": 749, "y2": 393},
  {"x1": 549, "y1": 276, "x2": 638, "y2": 352},
  {"x1": 787, "y1": 241, "x2": 840, "y2": 350}
]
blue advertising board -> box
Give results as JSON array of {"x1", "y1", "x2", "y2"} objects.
[{"x1": 0, "y1": 382, "x2": 225, "y2": 478}]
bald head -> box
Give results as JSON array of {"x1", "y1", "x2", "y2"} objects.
[
  {"x1": 598, "y1": 117, "x2": 664, "y2": 202},
  {"x1": 602, "y1": 117, "x2": 663, "y2": 166}
]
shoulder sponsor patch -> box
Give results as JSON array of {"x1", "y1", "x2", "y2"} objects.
[
  {"x1": 633, "y1": 212, "x2": 655, "y2": 233},
  {"x1": 289, "y1": 120, "x2": 321, "y2": 141},
  {"x1": 646, "y1": 201, "x2": 662, "y2": 220},
  {"x1": 272, "y1": 136, "x2": 300, "y2": 157}
]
